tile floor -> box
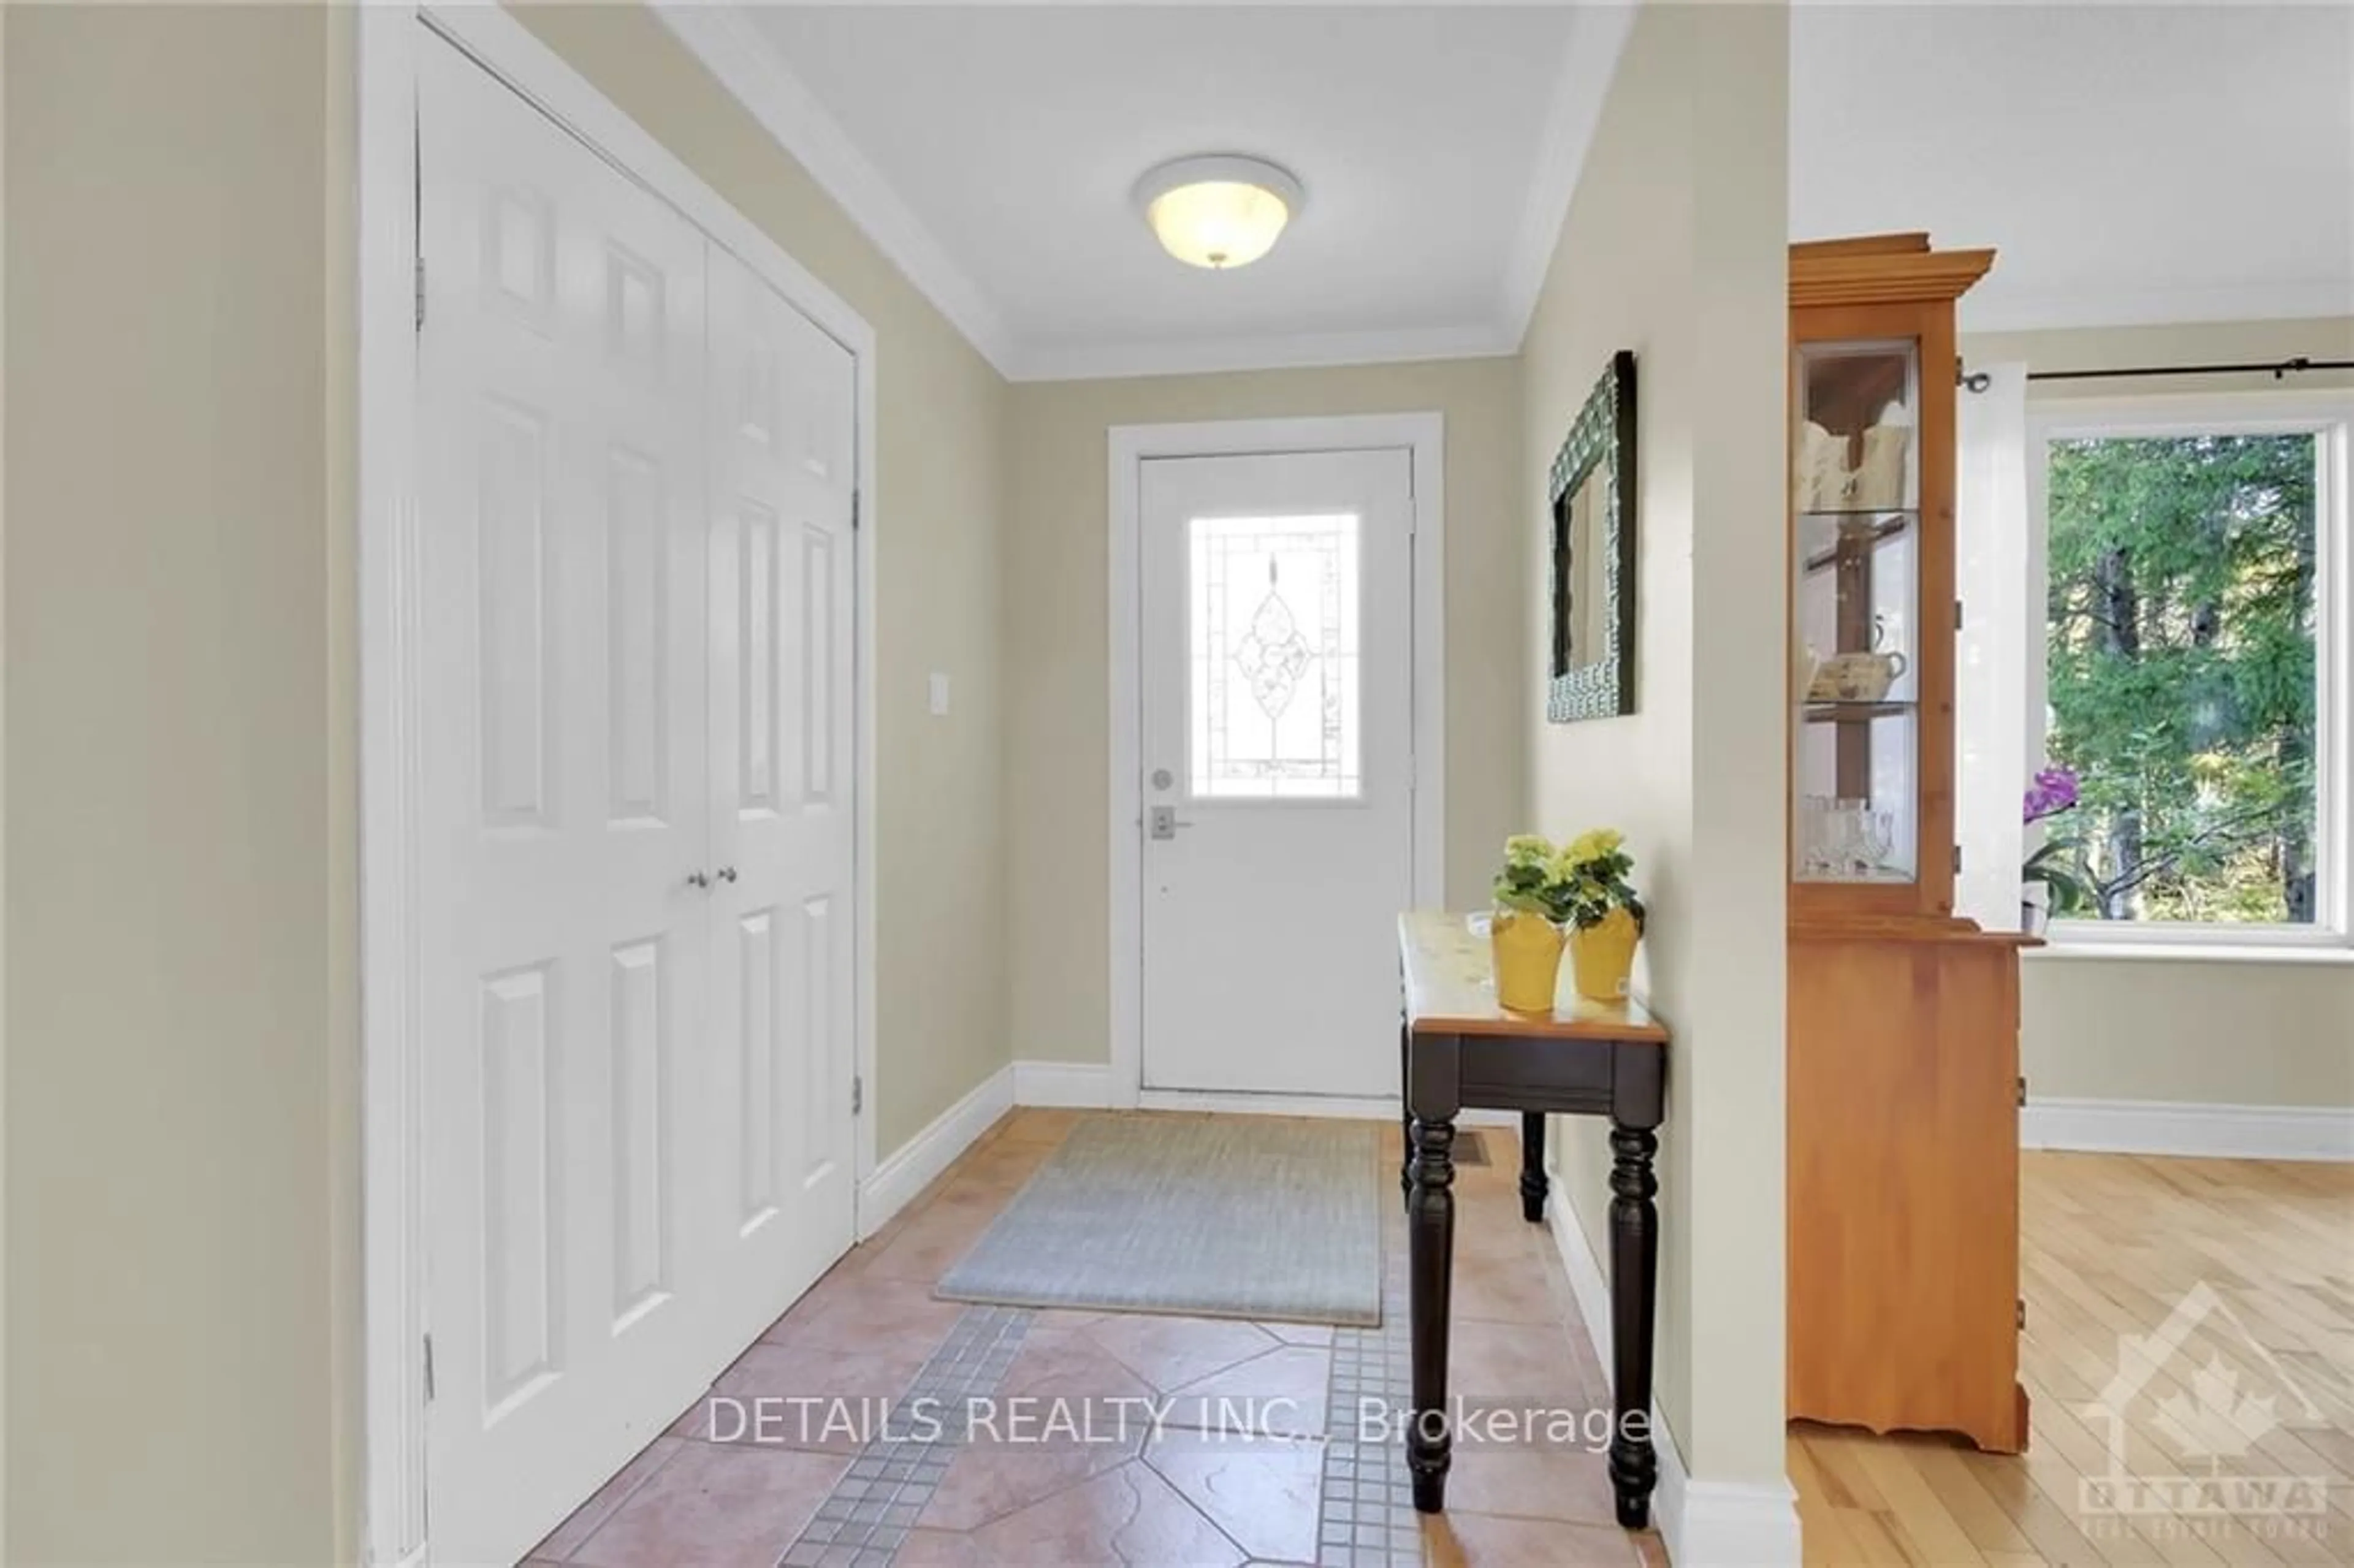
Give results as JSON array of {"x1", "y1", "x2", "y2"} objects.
[{"x1": 528, "y1": 1109, "x2": 1665, "y2": 1567}]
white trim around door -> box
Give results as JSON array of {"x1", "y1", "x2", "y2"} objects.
[
  {"x1": 356, "y1": 8, "x2": 879, "y2": 1563},
  {"x1": 1107, "y1": 413, "x2": 1446, "y2": 1114}
]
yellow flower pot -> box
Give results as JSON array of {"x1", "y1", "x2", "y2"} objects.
[
  {"x1": 1569, "y1": 907, "x2": 1640, "y2": 1002},
  {"x1": 1490, "y1": 910, "x2": 1566, "y2": 1013}
]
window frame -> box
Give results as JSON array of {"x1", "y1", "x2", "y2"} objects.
[{"x1": 2027, "y1": 388, "x2": 2353, "y2": 953}]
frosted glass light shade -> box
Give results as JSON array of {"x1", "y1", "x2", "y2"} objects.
[{"x1": 1135, "y1": 156, "x2": 1304, "y2": 270}]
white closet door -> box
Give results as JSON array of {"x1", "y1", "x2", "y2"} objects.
[
  {"x1": 417, "y1": 34, "x2": 717, "y2": 1566},
  {"x1": 704, "y1": 243, "x2": 859, "y2": 1353}
]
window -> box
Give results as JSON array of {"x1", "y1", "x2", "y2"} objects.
[
  {"x1": 2035, "y1": 398, "x2": 2349, "y2": 945},
  {"x1": 1187, "y1": 512, "x2": 1363, "y2": 799}
]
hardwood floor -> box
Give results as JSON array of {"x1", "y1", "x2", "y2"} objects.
[{"x1": 1791, "y1": 1151, "x2": 2354, "y2": 1566}]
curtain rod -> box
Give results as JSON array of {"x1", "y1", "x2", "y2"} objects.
[{"x1": 1960, "y1": 356, "x2": 2353, "y2": 394}]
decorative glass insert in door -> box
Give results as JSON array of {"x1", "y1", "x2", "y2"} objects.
[
  {"x1": 1188, "y1": 512, "x2": 1362, "y2": 799},
  {"x1": 1793, "y1": 338, "x2": 1921, "y2": 883}
]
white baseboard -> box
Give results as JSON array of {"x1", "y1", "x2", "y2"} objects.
[
  {"x1": 1547, "y1": 1192, "x2": 1802, "y2": 1567},
  {"x1": 2022, "y1": 1097, "x2": 2354, "y2": 1162},
  {"x1": 1011, "y1": 1059, "x2": 1115, "y2": 1108},
  {"x1": 857, "y1": 1065, "x2": 1013, "y2": 1238}
]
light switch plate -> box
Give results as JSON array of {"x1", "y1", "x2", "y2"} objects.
[{"x1": 928, "y1": 672, "x2": 951, "y2": 716}]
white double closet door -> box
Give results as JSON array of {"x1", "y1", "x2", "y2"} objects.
[{"x1": 416, "y1": 34, "x2": 856, "y2": 1566}]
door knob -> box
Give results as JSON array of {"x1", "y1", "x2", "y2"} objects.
[
  {"x1": 716, "y1": 867, "x2": 739, "y2": 883},
  {"x1": 1148, "y1": 805, "x2": 1196, "y2": 840},
  {"x1": 687, "y1": 870, "x2": 711, "y2": 889}
]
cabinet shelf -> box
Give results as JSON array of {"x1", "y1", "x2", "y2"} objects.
[
  {"x1": 1801, "y1": 699, "x2": 1912, "y2": 723},
  {"x1": 1799, "y1": 512, "x2": 1914, "y2": 576},
  {"x1": 1794, "y1": 865, "x2": 1911, "y2": 886}
]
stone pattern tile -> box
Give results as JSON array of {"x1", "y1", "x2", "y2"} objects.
[
  {"x1": 529, "y1": 1110, "x2": 1652, "y2": 1568},
  {"x1": 1319, "y1": 1206, "x2": 1420, "y2": 1568},
  {"x1": 779, "y1": 1307, "x2": 1032, "y2": 1568}
]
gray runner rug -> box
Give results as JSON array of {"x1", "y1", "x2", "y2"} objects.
[{"x1": 934, "y1": 1114, "x2": 1383, "y2": 1326}]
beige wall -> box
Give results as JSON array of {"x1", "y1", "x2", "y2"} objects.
[
  {"x1": 517, "y1": 5, "x2": 1012, "y2": 1157},
  {"x1": 1965, "y1": 314, "x2": 2354, "y2": 1109},
  {"x1": 2021, "y1": 959, "x2": 2354, "y2": 1106},
  {"x1": 1003, "y1": 360, "x2": 1523, "y2": 1065},
  {"x1": 5, "y1": 7, "x2": 354, "y2": 1561},
  {"x1": 5, "y1": 3, "x2": 1011, "y2": 1561},
  {"x1": 1523, "y1": 1, "x2": 1791, "y2": 1486}
]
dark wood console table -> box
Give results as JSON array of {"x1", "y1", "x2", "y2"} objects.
[{"x1": 1395, "y1": 911, "x2": 1669, "y2": 1528}]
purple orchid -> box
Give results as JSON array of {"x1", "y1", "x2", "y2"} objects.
[{"x1": 2022, "y1": 766, "x2": 2080, "y2": 824}]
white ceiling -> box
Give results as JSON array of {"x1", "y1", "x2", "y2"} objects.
[
  {"x1": 680, "y1": 4, "x2": 1623, "y2": 379},
  {"x1": 666, "y1": 5, "x2": 2353, "y2": 379},
  {"x1": 1792, "y1": 4, "x2": 2354, "y2": 333}
]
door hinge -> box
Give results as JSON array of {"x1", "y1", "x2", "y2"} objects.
[
  {"x1": 851, "y1": 1075, "x2": 864, "y2": 1116},
  {"x1": 851, "y1": 489, "x2": 862, "y2": 531},
  {"x1": 414, "y1": 256, "x2": 427, "y2": 332},
  {"x1": 1953, "y1": 844, "x2": 1964, "y2": 874},
  {"x1": 1954, "y1": 598, "x2": 1964, "y2": 632},
  {"x1": 2016, "y1": 1298, "x2": 2027, "y2": 1331},
  {"x1": 422, "y1": 1333, "x2": 436, "y2": 1403},
  {"x1": 2016, "y1": 1075, "x2": 2027, "y2": 1108}
]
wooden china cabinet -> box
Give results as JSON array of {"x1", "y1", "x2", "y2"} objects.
[{"x1": 1785, "y1": 234, "x2": 2033, "y2": 1454}]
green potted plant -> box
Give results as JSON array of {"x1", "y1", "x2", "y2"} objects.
[
  {"x1": 1555, "y1": 829, "x2": 1646, "y2": 1001},
  {"x1": 1491, "y1": 835, "x2": 1573, "y2": 1012}
]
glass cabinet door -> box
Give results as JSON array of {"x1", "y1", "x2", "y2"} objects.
[{"x1": 1792, "y1": 337, "x2": 1920, "y2": 885}]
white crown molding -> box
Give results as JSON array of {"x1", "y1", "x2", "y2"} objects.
[
  {"x1": 656, "y1": 3, "x2": 1637, "y2": 381},
  {"x1": 1010, "y1": 320, "x2": 1517, "y2": 384},
  {"x1": 1498, "y1": 3, "x2": 1637, "y2": 344},
  {"x1": 650, "y1": 0, "x2": 1019, "y2": 375},
  {"x1": 1963, "y1": 277, "x2": 2354, "y2": 336}
]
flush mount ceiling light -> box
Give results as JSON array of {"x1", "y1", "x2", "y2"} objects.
[{"x1": 1134, "y1": 154, "x2": 1305, "y2": 271}]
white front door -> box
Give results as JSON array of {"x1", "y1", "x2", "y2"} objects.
[
  {"x1": 1138, "y1": 449, "x2": 1418, "y2": 1098},
  {"x1": 417, "y1": 33, "x2": 859, "y2": 1565}
]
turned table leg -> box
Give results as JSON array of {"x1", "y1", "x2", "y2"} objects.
[
  {"x1": 1519, "y1": 1111, "x2": 1548, "y2": 1224},
  {"x1": 1407, "y1": 1109, "x2": 1458, "y2": 1513},
  {"x1": 1608, "y1": 1119, "x2": 1661, "y2": 1529}
]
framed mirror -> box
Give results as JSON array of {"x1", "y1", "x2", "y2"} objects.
[{"x1": 1547, "y1": 349, "x2": 1637, "y2": 721}]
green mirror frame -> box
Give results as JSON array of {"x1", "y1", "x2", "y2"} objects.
[{"x1": 1546, "y1": 349, "x2": 1638, "y2": 722}]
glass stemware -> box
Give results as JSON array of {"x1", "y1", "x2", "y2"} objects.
[{"x1": 1859, "y1": 809, "x2": 1894, "y2": 877}]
